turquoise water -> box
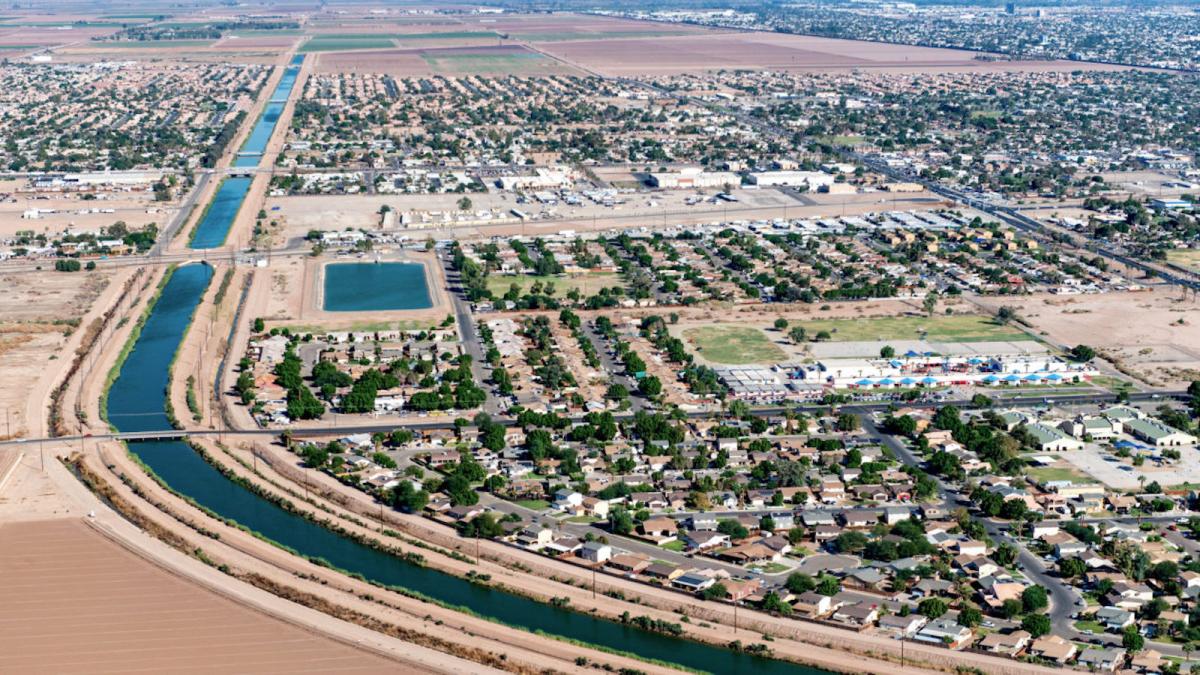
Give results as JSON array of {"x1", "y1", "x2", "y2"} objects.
[
  {"x1": 323, "y1": 262, "x2": 433, "y2": 311},
  {"x1": 234, "y1": 55, "x2": 304, "y2": 167},
  {"x1": 189, "y1": 178, "x2": 252, "y2": 249}
]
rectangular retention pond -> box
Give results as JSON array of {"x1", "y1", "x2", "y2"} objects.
[{"x1": 323, "y1": 262, "x2": 433, "y2": 312}]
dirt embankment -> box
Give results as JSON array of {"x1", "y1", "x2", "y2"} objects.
[{"x1": 73, "y1": 442, "x2": 680, "y2": 675}]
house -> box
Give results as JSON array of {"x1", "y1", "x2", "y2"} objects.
[
  {"x1": 554, "y1": 489, "x2": 584, "y2": 512},
  {"x1": 1076, "y1": 647, "x2": 1126, "y2": 672},
  {"x1": 581, "y1": 497, "x2": 610, "y2": 519},
  {"x1": 955, "y1": 540, "x2": 987, "y2": 557},
  {"x1": 579, "y1": 541, "x2": 612, "y2": 563},
  {"x1": 793, "y1": 591, "x2": 836, "y2": 617},
  {"x1": 1095, "y1": 606, "x2": 1135, "y2": 631},
  {"x1": 841, "y1": 509, "x2": 878, "y2": 528},
  {"x1": 642, "y1": 562, "x2": 684, "y2": 582},
  {"x1": 672, "y1": 572, "x2": 716, "y2": 593},
  {"x1": 914, "y1": 618, "x2": 973, "y2": 649},
  {"x1": 607, "y1": 553, "x2": 651, "y2": 575},
  {"x1": 684, "y1": 530, "x2": 731, "y2": 552},
  {"x1": 977, "y1": 629, "x2": 1030, "y2": 656},
  {"x1": 877, "y1": 613, "x2": 926, "y2": 637},
  {"x1": 1130, "y1": 649, "x2": 1165, "y2": 673},
  {"x1": 640, "y1": 517, "x2": 678, "y2": 543},
  {"x1": 1028, "y1": 634, "x2": 1077, "y2": 664},
  {"x1": 832, "y1": 602, "x2": 878, "y2": 628},
  {"x1": 515, "y1": 526, "x2": 554, "y2": 550}
]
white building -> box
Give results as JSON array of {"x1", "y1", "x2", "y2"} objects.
[
  {"x1": 648, "y1": 167, "x2": 738, "y2": 189},
  {"x1": 746, "y1": 170, "x2": 835, "y2": 188}
]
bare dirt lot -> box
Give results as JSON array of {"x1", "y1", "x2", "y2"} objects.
[
  {"x1": 316, "y1": 44, "x2": 584, "y2": 76},
  {"x1": 0, "y1": 270, "x2": 111, "y2": 439},
  {"x1": 0, "y1": 518, "x2": 397, "y2": 674},
  {"x1": 538, "y1": 31, "x2": 1139, "y2": 76},
  {"x1": 971, "y1": 289, "x2": 1199, "y2": 387}
]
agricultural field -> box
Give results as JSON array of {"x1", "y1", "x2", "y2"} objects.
[
  {"x1": 421, "y1": 47, "x2": 569, "y2": 75},
  {"x1": 792, "y1": 314, "x2": 1026, "y2": 343},
  {"x1": 682, "y1": 324, "x2": 788, "y2": 365},
  {"x1": 300, "y1": 34, "x2": 397, "y2": 53}
]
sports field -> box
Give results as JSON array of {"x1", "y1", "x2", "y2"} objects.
[
  {"x1": 796, "y1": 314, "x2": 1025, "y2": 342},
  {"x1": 682, "y1": 324, "x2": 787, "y2": 365},
  {"x1": 485, "y1": 272, "x2": 623, "y2": 297}
]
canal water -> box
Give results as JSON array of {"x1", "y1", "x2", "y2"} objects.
[
  {"x1": 323, "y1": 262, "x2": 433, "y2": 311},
  {"x1": 104, "y1": 51, "x2": 825, "y2": 675},
  {"x1": 235, "y1": 54, "x2": 304, "y2": 168}
]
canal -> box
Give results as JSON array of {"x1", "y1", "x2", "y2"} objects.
[{"x1": 103, "y1": 52, "x2": 826, "y2": 675}]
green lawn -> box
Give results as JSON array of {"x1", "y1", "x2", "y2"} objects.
[
  {"x1": 486, "y1": 272, "x2": 622, "y2": 298},
  {"x1": 299, "y1": 35, "x2": 397, "y2": 53},
  {"x1": 1167, "y1": 248, "x2": 1200, "y2": 273},
  {"x1": 1074, "y1": 620, "x2": 1106, "y2": 634},
  {"x1": 797, "y1": 314, "x2": 1026, "y2": 343},
  {"x1": 683, "y1": 324, "x2": 787, "y2": 365},
  {"x1": 516, "y1": 499, "x2": 551, "y2": 511},
  {"x1": 660, "y1": 540, "x2": 686, "y2": 552}
]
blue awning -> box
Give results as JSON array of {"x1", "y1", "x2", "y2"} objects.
[
  {"x1": 878, "y1": 378, "x2": 895, "y2": 385},
  {"x1": 856, "y1": 379, "x2": 873, "y2": 386},
  {"x1": 982, "y1": 375, "x2": 999, "y2": 383},
  {"x1": 921, "y1": 377, "x2": 937, "y2": 384},
  {"x1": 900, "y1": 377, "x2": 916, "y2": 385}
]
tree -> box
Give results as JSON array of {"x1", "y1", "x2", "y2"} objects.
[
  {"x1": 1022, "y1": 585, "x2": 1049, "y2": 613},
  {"x1": 638, "y1": 375, "x2": 662, "y2": 398},
  {"x1": 788, "y1": 326, "x2": 807, "y2": 343},
  {"x1": 762, "y1": 591, "x2": 792, "y2": 615},
  {"x1": 457, "y1": 196, "x2": 473, "y2": 211},
  {"x1": 922, "y1": 292, "x2": 938, "y2": 317},
  {"x1": 999, "y1": 599, "x2": 1023, "y2": 620},
  {"x1": 702, "y1": 582, "x2": 728, "y2": 601},
  {"x1": 1069, "y1": 344, "x2": 1097, "y2": 362},
  {"x1": 785, "y1": 572, "x2": 816, "y2": 594},
  {"x1": 1123, "y1": 624, "x2": 1145, "y2": 652},
  {"x1": 835, "y1": 413, "x2": 860, "y2": 432},
  {"x1": 880, "y1": 345, "x2": 895, "y2": 359},
  {"x1": 957, "y1": 606, "x2": 982, "y2": 627},
  {"x1": 1058, "y1": 557, "x2": 1087, "y2": 579},
  {"x1": 773, "y1": 318, "x2": 789, "y2": 330},
  {"x1": 996, "y1": 306, "x2": 1017, "y2": 324},
  {"x1": 834, "y1": 531, "x2": 867, "y2": 553},
  {"x1": 610, "y1": 508, "x2": 634, "y2": 535},
  {"x1": 392, "y1": 481, "x2": 428, "y2": 512},
  {"x1": 253, "y1": 317, "x2": 265, "y2": 333},
  {"x1": 918, "y1": 597, "x2": 948, "y2": 619},
  {"x1": 1022, "y1": 613, "x2": 1051, "y2": 638}
]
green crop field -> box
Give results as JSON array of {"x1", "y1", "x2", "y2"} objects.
[
  {"x1": 683, "y1": 324, "x2": 787, "y2": 365},
  {"x1": 1027, "y1": 466, "x2": 1091, "y2": 484},
  {"x1": 422, "y1": 51, "x2": 560, "y2": 75},
  {"x1": 396, "y1": 31, "x2": 498, "y2": 40},
  {"x1": 795, "y1": 314, "x2": 1026, "y2": 343},
  {"x1": 485, "y1": 272, "x2": 622, "y2": 298},
  {"x1": 299, "y1": 35, "x2": 397, "y2": 53}
]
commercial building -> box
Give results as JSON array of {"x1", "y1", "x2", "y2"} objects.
[
  {"x1": 745, "y1": 170, "x2": 834, "y2": 188},
  {"x1": 1123, "y1": 418, "x2": 1197, "y2": 447},
  {"x1": 648, "y1": 167, "x2": 739, "y2": 189}
]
